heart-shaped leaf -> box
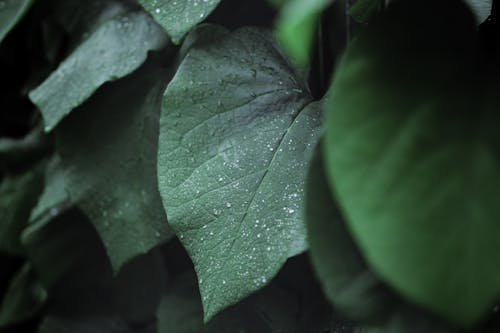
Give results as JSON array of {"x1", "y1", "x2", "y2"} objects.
[{"x1": 158, "y1": 25, "x2": 322, "y2": 320}]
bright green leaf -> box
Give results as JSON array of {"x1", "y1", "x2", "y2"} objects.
[
  {"x1": 54, "y1": 58, "x2": 173, "y2": 271},
  {"x1": 0, "y1": 165, "x2": 44, "y2": 255},
  {"x1": 275, "y1": 0, "x2": 333, "y2": 68},
  {"x1": 158, "y1": 25, "x2": 322, "y2": 320},
  {"x1": 0, "y1": 263, "x2": 47, "y2": 328},
  {"x1": 0, "y1": 0, "x2": 34, "y2": 45},
  {"x1": 138, "y1": 0, "x2": 220, "y2": 44},
  {"x1": 29, "y1": 10, "x2": 168, "y2": 132},
  {"x1": 324, "y1": 0, "x2": 500, "y2": 326}
]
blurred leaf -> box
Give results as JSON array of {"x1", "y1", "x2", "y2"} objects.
[
  {"x1": 275, "y1": 0, "x2": 333, "y2": 68},
  {"x1": 54, "y1": 57, "x2": 173, "y2": 271},
  {"x1": 138, "y1": 0, "x2": 220, "y2": 44},
  {"x1": 0, "y1": 263, "x2": 47, "y2": 328},
  {"x1": 0, "y1": 164, "x2": 44, "y2": 255},
  {"x1": 158, "y1": 24, "x2": 322, "y2": 320},
  {"x1": 0, "y1": 0, "x2": 34, "y2": 45},
  {"x1": 29, "y1": 10, "x2": 168, "y2": 132},
  {"x1": 465, "y1": 0, "x2": 492, "y2": 24},
  {"x1": 306, "y1": 144, "x2": 453, "y2": 333},
  {"x1": 324, "y1": 0, "x2": 500, "y2": 327}
]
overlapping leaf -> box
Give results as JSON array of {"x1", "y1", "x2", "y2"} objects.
[
  {"x1": 54, "y1": 58, "x2": 173, "y2": 271},
  {"x1": 0, "y1": 0, "x2": 34, "y2": 44},
  {"x1": 29, "y1": 10, "x2": 168, "y2": 132},
  {"x1": 158, "y1": 25, "x2": 322, "y2": 320},
  {"x1": 306, "y1": 145, "x2": 453, "y2": 333},
  {"x1": 138, "y1": 0, "x2": 220, "y2": 44},
  {"x1": 275, "y1": 0, "x2": 333, "y2": 67},
  {"x1": 324, "y1": 0, "x2": 500, "y2": 326}
]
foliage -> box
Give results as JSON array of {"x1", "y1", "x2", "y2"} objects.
[{"x1": 1, "y1": 0, "x2": 500, "y2": 332}]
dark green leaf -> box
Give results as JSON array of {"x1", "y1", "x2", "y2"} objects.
[
  {"x1": 158, "y1": 25, "x2": 322, "y2": 320},
  {"x1": 138, "y1": 0, "x2": 220, "y2": 44},
  {"x1": 0, "y1": 263, "x2": 47, "y2": 328},
  {"x1": 29, "y1": 155, "x2": 69, "y2": 223},
  {"x1": 324, "y1": 0, "x2": 500, "y2": 326},
  {"x1": 54, "y1": 57, "x2": 174, "y2": 271},
  {"x1": 0, "y1": 0, "x2": 34, "y2": 45},
  {"x1": 275, "y1": 0, "x2": 333, "y2": 67},
  {"x1": 38, "y1": 316, "x2": 135, "y2": 333},
  {"x1": 0, "y1": 165, "x2": 44, "y2": 255},
  {"x1": 29, "y1": 10, "x2": 168, "y2": 132},
  {"x1": 23, "y1": 207, "x2": 166, "y2": 327},
  {"x1": 306, "y1": 144, "x2": 453, "y2": 333}
]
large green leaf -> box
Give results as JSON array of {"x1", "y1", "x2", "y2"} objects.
[
  {"x1": 29, "y1": 10, "x2": 168, "y2": 132},
  {"x1": 0, "y1": 165, "x2": 44, "y2": 255},
  {"x1": 0, "y1": 0, "x2": 34, "y2": 45},
  {"x1": 158, "y1": 25, "x2": 322, "y2": 320},
  {"x1": 275, "y1": 0, "x2": 333, "y2": 67},
  {"x1": 138, "y1": 0, "x2": 220, "y2": 44},
  {"x1": 306, "y1": 144, "x2": 453, "y2": 333},
  {"x1": 324, "y1": 0, "x2": 500, "y2": 327},
  {"x1": 54, "y1": 57, "x2": 173, "y2": 271}
]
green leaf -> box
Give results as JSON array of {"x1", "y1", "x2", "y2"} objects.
[
  {"x1": 275, "y1": 0, "x2": 333, "y2": 68},
  {"x1": 22, "y1": 207, "x2": 166, "y2": 327},
  {"x1": 29, "y1": 10, "x2": 168, "y2": 132},
  {"x1": 306, "y1": 144, "x2": 453, "y2": 333},
  {"x1": 0, "y1": 165, "x2": 44, "y2": 255},
  {"x1": 324, "y1": 0, "x2": 500, "y2": 327},
  {"x1": 306, "y1": 143, "x2": 398, "y2": 323},
  {"x1": 157, "y1": 25, "x2": 322, "y2": 320},
  {"x1": 0, "y1": 0, "x2": 34, "y2": 45},
  {"x1": 29, "y1": 155, "x2": 69, "y2": 223},
  {"x1": 465, "y1": 0, "x2": 492, "y2": 24},
  {"x1": 138, "y1": 0, "x2": 220, "y2": 44},
  {"x1": 53, "y1": 58, "x2": 174, "y2": 271},
  {"x1": 0, "y1": 263, "x2": 47, "y2": 328}
]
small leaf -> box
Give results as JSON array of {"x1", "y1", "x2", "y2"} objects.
[
  {"x1": 0, "y1": 263, "x2": 47, "y2": 328},
  {"x1": 138, "y1": 0, "x2": 220, "y2": 44},
  {"x1": 29, "y1": 10, "x2": 168, "y2": 132},
  {"x1": 275, "y1": 0, "x2": 333, "y2": 68},
  {"x1": 324, "y1": 0, "x2": 500, "y2": 326},
  {"x1": 158, "y1": 25, "x2": 322, "y2": 320},
  {"x1": 0, "y1": 0, "x2": 34, "y2": 45},
  {"x1": 54, "y1": 58, "x2": 174, "y2": 271}
]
